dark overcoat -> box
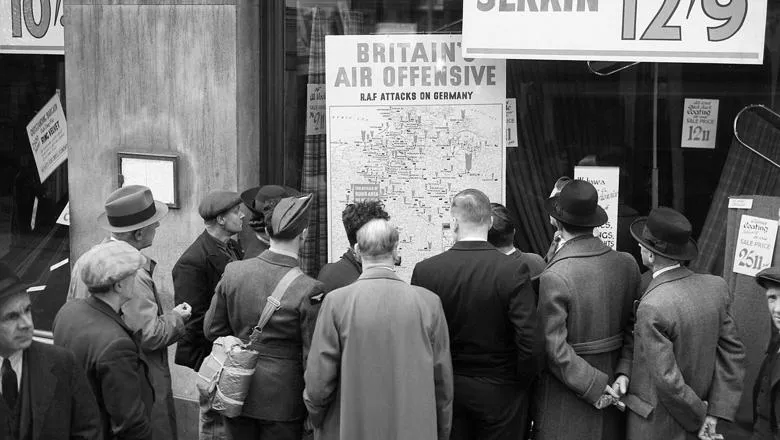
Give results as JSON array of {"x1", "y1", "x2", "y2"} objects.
[
  {"x1": 317, "y1": 249, "x2": 361, "y2": 293},
  {"x1": 534, "y1": 235, "x2": 641, "y2": 440},
  {"x1": 54, "y1": 296, "x2": 155, "y2": 440},
  {"x1": 752, "y1": 332, "x2": 780, "y2": 439},
  {"x1": 204, "y1": 250, "x2": 325, "y2": 422},
  {"x1": 0, "y1": 341, "x2": 102, "y2": 440},
  {"x1": 625, "y1": 267, "x2": 745, "y2": 440}
]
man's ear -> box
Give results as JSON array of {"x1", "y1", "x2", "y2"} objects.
[{"x1": 353, "y1": 243, "x2": 361, "y2": 260}]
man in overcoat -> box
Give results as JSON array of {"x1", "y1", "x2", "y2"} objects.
[
  {"x1": 0, "y1": 262, "x2": 101, "y2": 440},
  {"x1": 317, "y1": 200, "x2": 390, "y2": 292},
  {"x1": 204, "y1": 194, "x2": 326, "y2": 440},
  {"x1": 534, "y1": 179, "x2": 641, "y2": 440},
  {"x1": 411, "y1": 188, "x2": 538, "y2": 440},
  {"x1": 55, "y1": 240, "x2": 156, "y2": 440},
  {"x1": 752, "y1": 266, "x2": 780, "y2": 439},
  {"x1": 68, "y1": 185, "x2": 191, "y2": 440},
  {"x1": 624, "y1": 207, "x2": 745, "y2": 440},
  {"x1": 305, "y1": 218, "x2": 453, "y2": 440}
]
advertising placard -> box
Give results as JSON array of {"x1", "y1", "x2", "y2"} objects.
[
  {"x1": 1, "y1": 0, "x2": 64, "y2": 54},
  {"x1": 574, "y1": 166, "x2": 620, "y2": 249},
  {"x1": 681, "y1": 98, "x2": 718, "y2": 149},
  {"x1": 26, "y1": 93, "x2": 67, "y2": 182},
  {"x1": 462, "y1": 0, "x2": 767, "y2": 64},
  {"x1": 306, "y1": 84, "x2": 326, "y2": 136},
  {"x1": 733, "y1": 214, "x2": 778, "y2": 277},
  {"x1": 506, "y1": 98, "x2": 518, "y2": 147}
]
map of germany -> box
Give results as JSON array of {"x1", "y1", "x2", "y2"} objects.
[{"x1": 328, "y1": 104, "x2": 505, "y2": 281}]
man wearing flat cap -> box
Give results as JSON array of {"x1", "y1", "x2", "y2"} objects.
[
  {"x1": 624, "y1": 207, "x2": 745, "y2": 440},
  {"x1": 68, "y1": 185, "x2": 191, "y2": 440},
  {"x1": 534, "y1": 179, "x2": 641, "y2": 440},
  {"x1": 205, "y1": 194, "x2": 326, "y2": 440},
  {"x1": 54, "y1": 240, "x2": 156, "y2": 440},
  {"x1": 0, "y1": 262, "x2": 101, "y2": 439},
  {"x1": 752, "y1": 266, "x2": 780, "y2": 439},
  {"x1": 238, "y1": 185, "x2": 300, "y2": 259},
  {"x1": 172, "y1": 190, "x2": 245, "y2": 440}
]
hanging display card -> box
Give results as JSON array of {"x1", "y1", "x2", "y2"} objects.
[
  {"x1": 733, "y1": 214, "x2": 778, "y2": 277},
  {"x1": 681, "y1": 98, "x2": 719, "y2": 149}
]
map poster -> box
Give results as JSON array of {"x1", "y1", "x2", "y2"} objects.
[
  {"x1": 733, "y1": 214, "x2": 778, "y2": 277},
  {"x1": 574, "y1": 166, "x2": 620, "y2": 250},
  {"x1": 326, "y1": 34, "x2": 506, "y2": 280}
]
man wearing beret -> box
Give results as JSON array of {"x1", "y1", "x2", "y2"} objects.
[
  {"x1": 0, "y1": 262, "x2": 101, "y2": 439},
  {"x1": 624, "y1": 207, "x2": 745, "y2": 440},
  {"x1": 54, "y1": 240, "x2": 156, "y2": 440},
  {"x1": 205, "y1": 194, "x2": 326, "y2": 440},
  {"x1": 173, "y1": 190, "x2": 245, "y2": 440},
  {"x1": 751, "y1": 266, "x2": 780, "y2": 439},
  {"x1": 68, "y1": 185, "x2": 192, "y2": 440}
]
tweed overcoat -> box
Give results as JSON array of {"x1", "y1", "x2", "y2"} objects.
[
  {"x1": 204, "y1": 250, "x2": 325, "y2": 422},
  {"x1": 625, "y1": 267, "x2": 745, "y2": 440},
  {"x1": 534, "y1": 235, "x2": 641, "y2": 440}
]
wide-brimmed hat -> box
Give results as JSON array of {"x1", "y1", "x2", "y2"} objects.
[
  {"x1": 97, "y1": 185, "x2": 168, "y2": 233},
  {"x1": 240, "y1": 185, "x2": 300, "y2": 216},
  {"x1": 544, "y1": 179, "x2": 608, "y2": 228},
  {"x1": 630, "y1": 207, "x2": 698, "y2": 261},
  {"x1": 756, "y1": 267, "x2": 780, "y2": 289},
  {"x1": 0, "y1": 263, "x2": 30, "y2": 305},
  {"x1": 270, "y1": 194, "x2": 313, "y2": 239}
]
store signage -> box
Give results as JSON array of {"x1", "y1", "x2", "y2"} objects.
[
  {"x1": 1, "y1": 0, "x2": 64, "y2": 54},
  {"x1": 306, "y1": 84, "x2": 326, "y2": 136},
  {"x1": 26, "y1": 93, "x2": 67, "y2": 182},
  {"x1": 733, "y1": 214, "x2": 778, "y2": 277},
  {"x1": 506, "y1": 98, "x2": 518, "y2": 147},
  {"x1": 462, "y1": 0, "x2": 767, "y2": 64},
  {"x1": 574, "y1": 166, "x2": 619, "y2": 250},
  {"x1": 681, "y1": 98, "x2": 718, "y2": 149}
]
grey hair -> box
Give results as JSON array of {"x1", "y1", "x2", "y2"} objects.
[
  {"x1": 451, "y1": 189, "x2": 491, "y2": 225},
  {"x1": 356, "y1": 219, "x2": 399, "y2": 258}
]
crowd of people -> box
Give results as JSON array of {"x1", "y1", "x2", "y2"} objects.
[{"x1": 1, "y1": 177, "x2": 779, "y2": 440}]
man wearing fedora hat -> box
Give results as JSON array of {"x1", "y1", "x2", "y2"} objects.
[
  {"x1": 68, "y1": 185, "x2": 192, "y2": 440},
  {"x1": 751, "y1": 266, "x2": 780, "y2": 439},
  {"x1": 238, "y1": 185, "x2": 300, "y2": 259},
  {"x1": 54, "y1": 240, "x2": 156, "y2": 440},
  {"x1": 172, "y1": 190, "x2": 245, "y2": 440},
  {"x1": 0, "y1": 262, "x2": 101, "y2": 439},
  {"x1": 624, "y1": 207, "x2": 745, "y2": 440},
  {"x1": 534, "y1": 179, "x2": 641, "y2": 440},
  {"x1": 205, "y1": 194, "x2": 326, "y2": 440}
]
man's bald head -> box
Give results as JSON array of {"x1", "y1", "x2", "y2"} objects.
[{"x1": 451, "y1": 189, "x2": 492, "y2": 226}]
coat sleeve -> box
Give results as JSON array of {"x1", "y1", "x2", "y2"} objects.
[
  {"x1": 430, "y1": 297, "x2": 453, "y2": 440},
  {"x1": 172, "y1": 256, "x2": 212, "y2": 349},
  {"x1": 508, "y1": 263, "x2": 538, "y2": 380},
  {"x1": 203, "y1": 274, "x2": 233, "y2": 341},
  {"x1": 539, "y1": 271, "x2": 609, "y2": 404},
  {"x1": 616, "y1": 259, "x2": 642, "y2": 378},
  {"x1": 97, "y1": 339, "x2": 153, "y2": 440},
  {"x1": 299, "y1": 281, "x2": 326, "y2": 368},
  {"x1": 637, "y1": 301, "x2": 707, "y2": 431},
  {"x1": 121, "y1": 273, "x2": 184, "y2": 351},
  {"x1": 303, "y1": 294, "x2": 341, "y2": 428},
  {"x1": 705, "y1": 288, "x2": 746, "y2": 421},
  {"x1": 66, "y1": 350, "x2": 102, "y2": 440}
]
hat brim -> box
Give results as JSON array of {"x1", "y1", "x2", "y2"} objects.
[
  {"x1": 544, "y1": 196, "x2": 609, "y2": 228},
  {"x1": 97, "y1": 200, "x2": 169, "y2": 233},
  {"x1": 0, "y1": 279, "x2": 32, "y2": 304},
  {"x1": 630, "y1": 218, "x2": 699, "y2": 261}
]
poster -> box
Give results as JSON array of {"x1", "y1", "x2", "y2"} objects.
[
  {"x1": 306, "y1": 84, "x2": 326, "y2": 135},
  {"x1": 506, "y1": 98, "x2": 518, "y2": 148},
  {"x1": 26, "y1": 92, "x2": 67, "y2": 182},
  {"x1": 681, "y1": 98, "x2": 719, "y2": 149},
  {"x1": 1, "y1": 0, "x2": 64, "y2": 54},
  {"x1": 733, "y1": 214, "x2": 778, "y2": 277},
  {"x1": 462, "y1": 0, "x2": 767, "y2": 64},
  {"x1": 326, "y1": 34, "x2": 506, "y2": 280},
  {"x1": 574, "y1": 166, "x2": 620, "y2": 249}
]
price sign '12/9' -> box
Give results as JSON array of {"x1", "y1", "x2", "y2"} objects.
[{"x1": 622, "y1": 0, "x2": 746, "y2": 42}]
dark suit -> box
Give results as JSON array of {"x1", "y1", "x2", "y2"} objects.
[
  {"x1": 54, "y1": 296, "x2": 155, "y2": 440},
  {"x1": 173, "y1": 230, "x2": 240, "y2": 370},
  {"x1": 411, "y1": 240, "x2": 538, "y2": 440},
  {"x1": 0, "y1": 341, "x2": 101, "y2": 440},
  {"x1": 317, "y1": 249, "x2": 361, "y2": 292},
  {"x1": 753, "y1": 332, "x2": 780, "y2": 439}
]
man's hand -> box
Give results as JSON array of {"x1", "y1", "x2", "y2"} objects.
[
  {"x1": 173, "y1": 302, "x2": 192, "y2": 321},
  {"x1": 698, "y1": 415, "x2": 722, "y2": 440},
  {"x1": 611, "y1": 375, "x2": 629, "y2": 398}
]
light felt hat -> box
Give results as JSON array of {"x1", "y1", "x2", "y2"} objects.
[{"x1": 97, "y1": 185, "x2": 168, "y2": 233}]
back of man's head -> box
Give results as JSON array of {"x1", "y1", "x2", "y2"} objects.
[
  {"x1": 356, "y1": 219, "x2": 399, "y2": 260},
  {"x1": 451, "y1": 189, "x2": 491, "y2": 226},
  {"x1": 343, "y1": 200, "x2": 390, "y2": 246},
  {"x1": 488, "y1": 203, "x2": 515, "y2": 248}
]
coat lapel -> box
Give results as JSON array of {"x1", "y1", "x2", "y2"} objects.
[{"x1": 24, "y1": 344, "x2": 56, "y2": 440}]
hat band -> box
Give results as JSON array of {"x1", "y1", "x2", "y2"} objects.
[
  {"x1": 107, "y1": 203, "x2": 157, "y2": 228},
  {"x1": 0, "y1": 278, "x2": 20, "y2": 293},
  {"x1": 641, "y1": 226, "x2": 687, "y2": 255}
]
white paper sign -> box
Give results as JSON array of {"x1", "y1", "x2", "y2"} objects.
[
  {"x1": 26, "y1": 93, "x2": 67, "y2": 182},
  {"x1": 1, "y1": 0, "x2": 64, "y2": 54},
  {"x1": 56, "y1": 201, "x2": 69, "y2": 226},
  {"x1": 733, "y1": 215, "x2": 778, "y2": 277},
  {"x1": 506, "y1": 98, "x2": 518, "y2": 147},
  {"x1": 681, "y1": 98, "x2": 719, "y2": 149},
  {"x1": 306, "y1": 84, "x2": 326, "y2": 136},
  {"x1": 574, "y1": 166, "x2": 620, "y2": 250},
  {"x1": 728, "y1": 198, "x2": 753, "y2": 210},
  {"x1": 462, "y1": 0, "x2": 767, "y2": 65}
]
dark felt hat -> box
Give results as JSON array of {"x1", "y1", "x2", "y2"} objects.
[
  {"x1": 97, "y1": 185, "x2": 168, "y2": 233},
  {"x1": 198, "y1": 191, "x2": 241, "y2": 220},
  {"x1": 544, "y1": 179, "x2": 608, "y2": 228},
  {"x1": 757, "y1": 267, "x2": 780, "y2": 289},
  {"x1": 240, "y1": 185, "x2": 300, "y2": 216},
  {"x1": 270, "y1": 194, "x2": 313, "y2": 239},
  {"x1": 630, "y1": 207, "x2": 698, "y2": 261},
  {"x1": 0, "y1": 263, "x2": 29, "y2": 304}
]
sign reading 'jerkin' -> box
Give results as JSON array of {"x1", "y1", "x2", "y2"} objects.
[{"x1": 462, "y1": 0, "x2": 768, "y2": 65}]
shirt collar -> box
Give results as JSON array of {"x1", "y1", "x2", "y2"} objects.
[
  {"x1": 269, "y1": 246, "x2": 299, "y2": 260},
  {"x1": 653, "y1": 264, "x2": 681, "y2": 279}
]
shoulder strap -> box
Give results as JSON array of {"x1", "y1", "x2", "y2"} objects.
[{"x1": 249, "y1": 267, "x2": 304, "y2": 343}]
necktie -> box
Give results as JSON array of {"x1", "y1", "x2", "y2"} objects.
[{"x1": 2, "y1": 358, "x2": 18, "y2": 409}]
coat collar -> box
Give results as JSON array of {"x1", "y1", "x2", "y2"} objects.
[
  {"x1": 258, "y1": 249, "x2": 299, "y2": 268},
  {"x1": 546, "y1": 235, "x2": 610, "y2": 269},
  {"x1": 340, "y1": 249, "x2": 362, "y2": 272},
  {"x1": 641, "y1": 266, "x2": 693, "y2": 300},
  {"x1": 200, "y1": 230, "x2": 225, "y2": 256},
  {"x1": 449, "y1": 240, "x2": 498, "y2": 251},
  {"x1": 85, "y1": 295, "x2": 135, "y2": 335},
  {"x1": 20, "y1": 342, "x2": 56, "y2": 440},
  {"x1": 358, "y1": 266, "x2": 403, "y2": 282}
]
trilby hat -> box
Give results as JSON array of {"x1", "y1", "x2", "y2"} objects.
[
  {"x1": 630, "y1": 207, "x2": 698, "y2": 261},
  {"x1": 97, "y1": 185, "x2": 168, "y2": 233},
  {"x1": 240, "y1": 185, "x2": 300, "y2": 216},
  {"x1": 756, "y1": 266, "x2": 780, "y2": 289},
  {"x1": 0, "y1": 262, "x2": 30, "y2": 305},
  {"x1": 544, "y1": 179, "x2": 608, "y2": 228},
  {"x1": 270, "y1": 194, "x2": 313, "y2": 239}
]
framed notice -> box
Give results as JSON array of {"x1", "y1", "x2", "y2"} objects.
[{"x1": 118, "y1": 152, "x2": 179, "y2": 208}]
